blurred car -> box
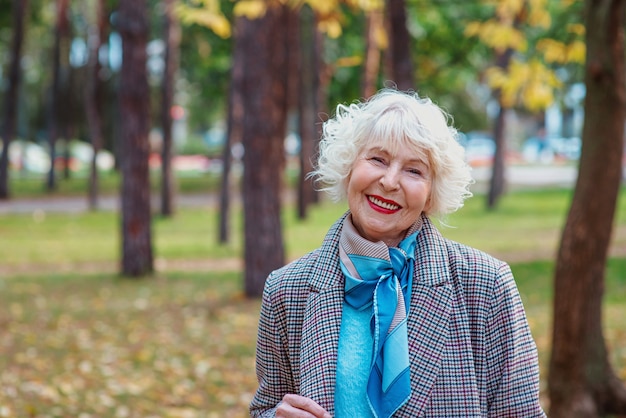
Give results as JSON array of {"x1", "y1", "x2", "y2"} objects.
[
  {"x1": 522, "y1": 136, "x2": 581, "y2": 163},
  {"x1": 459, "y1": 132, "x2": 496, "y2": 166}
]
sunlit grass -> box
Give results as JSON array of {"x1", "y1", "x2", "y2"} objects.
[{"x1": 1, "y1": 187, "x2": 625, "y2": 271}]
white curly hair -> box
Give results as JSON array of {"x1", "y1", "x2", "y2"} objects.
[{"x1": 311, "y1": 88, "x2": 474, "y2": 218}]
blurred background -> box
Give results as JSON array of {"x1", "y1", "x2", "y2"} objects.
[{"x1": 1, "y1": 0, "x2": 626, "y2": 417}]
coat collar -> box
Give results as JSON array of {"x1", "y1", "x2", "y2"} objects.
[{"x1": 300, "y1": 212, "x2": 453, "y2": 416}]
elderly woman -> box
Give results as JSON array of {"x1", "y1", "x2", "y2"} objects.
[{"x1": 250, "y1": 89, "x2": 545, "y2": 418}]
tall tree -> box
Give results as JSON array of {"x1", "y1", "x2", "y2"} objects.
[
  {"x1": 46, "y1": 0, "x2": 71, "y2": 192},
  {"x1": 172, "y1": 0, "x2": 233, "y2": 242},
  {"x1": 297, "y1": 4, "x2": 320, "y2": 219},
  {"x1": 0, "y1": 0, "x2": 27, "y2": 199},
  {"x1": 117, "y1": 0, "x2": 154, "y2": 277},
  {"x1": 362, "y1": 4, "x2": 383, "y2": 97},
  {"x1": 487, "y1": 46, "x2": 514, "y2": 209},
  {"x1": 386, "y1": 0, "x2": 413, "y2": 90},
  {"x1": 84, "y1": 0, "x2": 107, "y2": 211},
  {"x1": 218, "y1": 53, "x2": 242, "y2": 244},
  {"x1": 548, "y1": 0, "x2": 626, "y2": 416},
  {"x1": 160, "y1": 0, "x2": 181, "y2": 217},
  {"x1": 235, "y1": 2, "x2": 289, "y2": 297}
]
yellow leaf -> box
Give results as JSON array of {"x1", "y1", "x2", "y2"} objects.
[
  {"x1": 318, "y1": 18, "x2": 343, "y2": 38},
  {"x1": 485, "y1": 67, "x2": 507, "y2": 89},
  {"x1": 233, "y1": 0, "x2": 267, "y2": 19},
  {"x1": 467, "y1": 20, "x2": 527, "y2": 53},
  {"x1": 567, "y1": 23, "x2": 585, "y2": 36},
  {"x1": 464, "y1": 21, "x2": 483, "y2": 37},
  {"x1": 528, "y1": 9, "x2": 551, "y2": 28},
  {"x1": 487, "y1": 58, "x2": 561, "y2": 111},
  {"x1": 495, "y1": 0, "x2": 525, "y2": 20},
  {"x1": 528, "y1": 0, "x2": 551, "y2": 28},
  {"x1": 537, "y1": 39, "x2": 568, "y2": 64},
  {"x1": 175, "y1": 2, "x2": 232, "y2": 38},
  {"x1": 524, "y1": 82, "x2": 554, "y2": 112},
  {"x1": 335, "y1": 55, "x2": 362, "y2": 67},
  {"x1": 374, "y1": 23, "x2": 388, "y2": 49},
  {"x1": 306, "y1": 0, "x2": 339, "y2": 15},
  {"x1": 567, "y1": 40, "x2": 586, "y2": 63}
]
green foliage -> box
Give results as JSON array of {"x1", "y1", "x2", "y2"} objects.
[{"x1": 407, "y1": 2, "x2": 492, "y2": 132}]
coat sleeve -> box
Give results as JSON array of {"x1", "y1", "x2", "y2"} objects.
[
  {"x1": 485, "y1": 263, "x2": 547, "y2": 417},
  {"x1": 249, "y1": 272, "x2": 294, "y2": 417}
]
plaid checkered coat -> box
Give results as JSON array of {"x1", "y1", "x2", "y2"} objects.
[{"x1": 250, "y1": 213, "x2": 546, "y2": 417}]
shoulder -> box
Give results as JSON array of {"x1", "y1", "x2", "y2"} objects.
[
  {"x1": 447, "y1": 239, "x2": 509, "y2": 276},
  {"x1": 264, "y1": 213, "x2": 347, "y2": 299},
  {"x1": 265, "y1": 249, "x2": 322, "y2": 295},
  {"x1": 442, "y1": 238, "x2": 522, "y2": 319},
  {"x1": 419, "y1": 216, "x2": 510, "y2": 288},
  {"x1": 419, "y1": 216, "x2": 514, "y2": 305}
]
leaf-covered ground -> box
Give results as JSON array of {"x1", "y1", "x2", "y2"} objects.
[
  {"x1": 1, "y1": 263, "x2": 625, "y2": 417},
  {"x1": 0, "y1": 272, "x2": 259, "y2": 418}
]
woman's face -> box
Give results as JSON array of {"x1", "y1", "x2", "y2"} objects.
[{"x1": 347, "y1": 143, "x2": 432, "y2": 246}]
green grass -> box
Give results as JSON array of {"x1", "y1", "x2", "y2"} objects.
[{"x1": 1, "y1": 187, "x2": 626, "y2": 416}]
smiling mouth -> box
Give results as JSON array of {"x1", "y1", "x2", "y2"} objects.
[{"x1": 368, "y1": 195, "x2": 400, "y2": 211}]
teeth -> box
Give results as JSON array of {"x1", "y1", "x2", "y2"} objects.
[{"x1": 369, "y1": 196, "x2": 399, "y2": 210}]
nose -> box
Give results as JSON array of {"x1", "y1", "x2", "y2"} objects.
[{"x1": 380, "y1": 166, "x2": 400, "y2": 190}]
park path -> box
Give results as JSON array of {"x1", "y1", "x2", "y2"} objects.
[
  {"x1": 0, "y1": 192, "x2": 219, "y2": 215},
  {"x1": 0, "y1": 164, "x2": 580, "y2": 215}
]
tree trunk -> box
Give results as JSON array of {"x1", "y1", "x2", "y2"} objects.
[
  {"x1": 239, "y1": 4, "x2": 288, "y2": 297},
  {"x1": 84, "y1": 0, "x2": 107, "y2": 211},
  {"x1": 487, "y1": 47, "x2": 513, "y2": 210},
  {"x1": 297, "y1": 4, "x2": 319, "y2": 220},
  {"x1": 548, "y1": 0, "x2": 626, "y2": 416},
  {"x1": 362, "y1": 8, "x2": 383, "y2": 98},
  {"x1": 219, "y1": 16, "x2": 245, "y2": 244},
  {"x1": 487, "y1": 103, "x2": 506, "y2": 209},
  {"x1": 386, "y1": 0, "x2": 413, "y2": 90},
  {"x1": 0, "y1": 0, "x2": 27, "y2": 200},
  {"x1": 46, "y1": 0, "x2": 71, "y2": 192},
  {"x1": 160, "y1": 0, "x2": 181, "y2": 217},
  {"x1": 118, "y1": 0, "x2": 154, "y2": 277}
]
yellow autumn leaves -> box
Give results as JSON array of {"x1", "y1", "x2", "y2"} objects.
[
  {"x1": 175, "y1": 0, "x2": 231, "y2": 38},
  {"x1": 486, "y1": 59, "x2": 561, "y2": 111},
  {"x1": 176, "y1": 0, "x2": 586, "y2": 112},
  {"x1": 175, "y1": 0, "x2": 386, "y2": 39},
  {"x1": 466, "y1": 0, "x2": 585, "y2": 111}
]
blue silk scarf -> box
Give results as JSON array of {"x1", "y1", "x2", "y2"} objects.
[{"x1": 339, "y1": 216, "x2": 420, "y2": 418}]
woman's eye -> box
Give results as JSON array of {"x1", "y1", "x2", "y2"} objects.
[{"x1": 370, "y1": 156, "x2": 386, "y2": 164}]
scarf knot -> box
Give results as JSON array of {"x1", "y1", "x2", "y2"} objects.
[{"x1": 339, "y1": 217, "x2": 420, "y2": 418}]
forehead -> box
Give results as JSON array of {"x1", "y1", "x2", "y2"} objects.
[{"x1": 362, "y1": 138, "x2": 430, "y2": 164}]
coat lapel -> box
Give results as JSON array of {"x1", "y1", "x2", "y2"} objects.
[
  {"x1": 298, "y1": 214, "x2": 346, "y2": 413},
  {"x1": 403, "y1": 215, "x2": 454, "y2": 416},
  {"x1": 299, "y1": 281, "x2": 344, "y2": 413}
]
